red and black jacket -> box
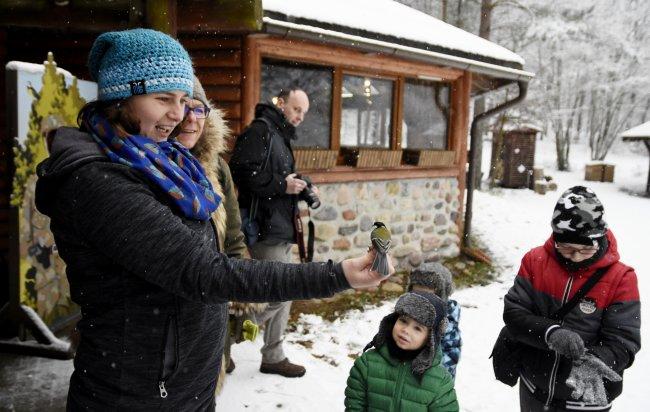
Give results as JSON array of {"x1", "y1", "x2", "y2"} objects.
[{"x1": 504, "y1": 230, "x2": 640, "y2": 409}]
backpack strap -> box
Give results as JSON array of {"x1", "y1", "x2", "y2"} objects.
[
  {"x1": 247, "y1": 118, "x2": 274, "y2": 221},
  {"x1": 551, "y1": 265, "x2": 610, "y2": 320}
]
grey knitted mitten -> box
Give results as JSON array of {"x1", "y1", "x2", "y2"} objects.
[
  {"x1": 566, "y1": 354, "x2": 621, "y2": 406},
  {"x1": 547, "y1": 328, "x2": 585, "y2": 359}
]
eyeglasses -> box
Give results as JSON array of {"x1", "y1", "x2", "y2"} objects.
[
  {"x1": 184, "y1": 105, "x2": 210, "y2": 119},
  {"x1": 554, "y1": 242, "x2": 598, "y2": 255}
]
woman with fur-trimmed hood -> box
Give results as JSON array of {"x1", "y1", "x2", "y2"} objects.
[{"x1": 176, "y1": 76, "x2": 267, "y2": 391}]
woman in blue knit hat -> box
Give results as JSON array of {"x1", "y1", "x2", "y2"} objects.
[{"x1": 35, "y1": 28, "x2": 392, "y2": 411}]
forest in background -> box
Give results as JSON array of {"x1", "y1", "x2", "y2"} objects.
[{"x1": 397, "y1": 0, "x2": 650, "y2": 173}]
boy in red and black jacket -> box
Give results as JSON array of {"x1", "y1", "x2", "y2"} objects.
[{"x1": 504, "y1": 186, "x2": 640, "y2": 411}]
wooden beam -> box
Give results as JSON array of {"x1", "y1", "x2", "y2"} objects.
[
  {"x1": 331, "y1": 67, "x2": 343, "y2": 151},
  {"x1": 0, "y1": 4, "x2": 135, "y2": 31},
  {"x1": 393, "y1": 77, "x2": 404, "y2": 150},
  {"x1": 194, "y1": 68, "x2": 242, "y2": 86},
  {"x1": 203, "y1": 85, "x2": 241, "y2": 102},
  {"x1": 176, "y1": 0, "x2": 262, "y2": 33},
  {"x1": 241, "y1": 35, "x2": 261, "y2": 129},
  {"x1": 253, "y1": 37, "x2": 463, "y2": 81},
  {"x1": 304, "y1": 166, "x2": 460, "y2": 184},
  {"x1": 218, "y1": 101, "x2": 241, "y2": 119},
  {"x1": 181, "y1": 36, "x2": 243, "y2": 50},
  {"x1": 191, "y1": 50, "x2": 241, "y2": 68},
  {"x1": 454, "y1": 72, "x2": 472, "y2": 235}
]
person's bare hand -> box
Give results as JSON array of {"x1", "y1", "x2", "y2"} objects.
[
  {"x1": 285, "y1": 173, "x2": 307, "y2": 194},
  {"x1": 341, "y1": 249, "x2": 395, "y2": 289}
]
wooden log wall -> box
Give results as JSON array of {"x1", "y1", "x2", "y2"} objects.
[{"x1": 179, "y1": 33, "x2": 245, "y2": 148}]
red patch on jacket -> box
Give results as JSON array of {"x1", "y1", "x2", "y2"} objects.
[{"x1": 517, "y1": 230, "x2": 639, "y2": 309}]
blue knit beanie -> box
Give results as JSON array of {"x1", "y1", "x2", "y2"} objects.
[{"x1": 88, "y1": 28, "x2": 194, "y2": 101}]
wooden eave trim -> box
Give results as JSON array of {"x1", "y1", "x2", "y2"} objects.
[
  {"x1": 252, "y1": 36, "x2": 463, "y2": 81},
  {"x1": 304, "y1": 166, "x2": 460, "y2": 184}
]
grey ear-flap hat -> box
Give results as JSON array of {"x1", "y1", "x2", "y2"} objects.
[
  {"x1": 408, "y1": 262, "x2": 454, "y2": 302},
  {"x1": 364, "y1": 291, "x2": 448, "y2": 378}
]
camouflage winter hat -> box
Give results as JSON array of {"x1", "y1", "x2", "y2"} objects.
[
  {"x1": 408, "y1": 262, "x2": 454, "y2": 302},
  {"x1": 551, "y1": 186, "x2": 607, "y2": 245}
]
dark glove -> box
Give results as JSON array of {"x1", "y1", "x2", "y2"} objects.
[
  {"x1": 566, "y1": 354, "x2": 621, "y2": 406},
  {"x1": 547, "y1": 328, "x2": 585, "y2": 359}
]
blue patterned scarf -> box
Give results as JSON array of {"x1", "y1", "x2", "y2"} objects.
[{"x1": 83, "y1": 112, "x2": 220, "y2": 220}]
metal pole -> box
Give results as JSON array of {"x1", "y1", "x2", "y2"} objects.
[
  {"x1": 463, "y1": 80, "x2": 528, "y2": 247},
  {"x1": 645, "y1": 140, "x2": 650, "y2": 196}
]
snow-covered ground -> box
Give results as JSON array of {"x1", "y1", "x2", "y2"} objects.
[{"x1": 218, "y1": 137, "x2": 649, "y2": 411}]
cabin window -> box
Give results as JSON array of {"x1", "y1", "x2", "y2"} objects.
[
  {"x1": 260, "y1": 59, "x2": 333, "y2": 149},
  {"x1": 340, "y1": 75, "x2": 394, "y2": 149},
  {"x1": 401, "y1": 79, "x2": 450, "y2": 150}
]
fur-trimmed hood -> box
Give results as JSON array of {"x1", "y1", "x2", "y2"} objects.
[
  {"x1": 190, "y1": 107, "x2": 229, "y2": 250},
  {"x1": 191, "y1": 106, "x2": 229, "y2": 166}
]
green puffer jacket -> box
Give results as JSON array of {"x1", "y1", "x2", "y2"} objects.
[{"x1": 345, "y1": 345, "x2": 459, "y2": 412}]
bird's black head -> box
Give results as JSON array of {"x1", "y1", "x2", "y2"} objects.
[{"x1": 373, "y1": 221, "x2": 386, "y2": 228}]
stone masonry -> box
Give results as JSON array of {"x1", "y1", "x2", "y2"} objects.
[{"x1": 295, "y1": 177, "x2": 461, "y2": 270}]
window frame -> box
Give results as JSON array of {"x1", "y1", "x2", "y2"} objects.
[
  {"x1": 242, "y1": 35, "x2": 471, "y2": 183},
  {"x1": 401, "y1": 78, "x2": 452, "y2": 151},
  {"x1": 260, "y1": 57, "x2": 335, "y2": 150},
  {"x1": 339, "y1": 70, "x2": 398, "y2": 150}
]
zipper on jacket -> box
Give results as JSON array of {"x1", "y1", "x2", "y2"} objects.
[
  {"x1": 158, "y1": 311, "x2": 179, "y2": 399},
  {"x1": 158, "y1": 381, "x2": 168, "y2": 398},
  {"x1": 545, "y1": 275, "x2": 574, "y2": 406},
  {"x1": 391, "y1": 362, "x2": 408, "y2": 411}
]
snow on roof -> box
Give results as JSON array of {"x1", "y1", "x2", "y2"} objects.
[
  {"x1": 263, "y1": 0, "x2": 525, "y2": 67},
  {"x1": 621, "y1": 121, "x2": 650, "y2": 140},
  {"x1": 6, "y1": 60, "x2": 73, "y2": 78}
]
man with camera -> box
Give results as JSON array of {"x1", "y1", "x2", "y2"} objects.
[{"x1": 230, "y1": 87, "x2": 318, "y2": 378}]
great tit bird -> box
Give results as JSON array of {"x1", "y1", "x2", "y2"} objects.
[{"x1": 370, "y1": 221, "x2": 391, "y2": 277}]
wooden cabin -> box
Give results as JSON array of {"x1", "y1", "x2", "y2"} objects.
[{"x1": 0, "y1": 0, "x2": 533, "y2": 324}]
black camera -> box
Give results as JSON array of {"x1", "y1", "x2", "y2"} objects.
[{"x1": 295, "y1": 174, "x2": 321, "y2": 209}]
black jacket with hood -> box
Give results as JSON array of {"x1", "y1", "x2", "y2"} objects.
[
  {"x1": 229, "y1": 103, "x2": 298, "y2": 243},
  {"x1": 35, "y1": 127, "x2": 349, "y2": 411}
]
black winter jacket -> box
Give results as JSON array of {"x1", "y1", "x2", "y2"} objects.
[
  {"x1": 229, "y1": 103, "x2": 298, "y2": 243},
  {"x1": 35, "y1": 127, "x2": 349, "y2": 411}
]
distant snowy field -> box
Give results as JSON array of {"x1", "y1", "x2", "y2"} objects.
[{"x1": 218, "y1": 137, "x2": 649, "y2": 411}]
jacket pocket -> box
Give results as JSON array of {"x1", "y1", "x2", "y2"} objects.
[{"x1": 158, "y1": 314, "x2": 178, "y2": 398}]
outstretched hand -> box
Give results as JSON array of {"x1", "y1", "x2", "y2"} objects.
[{"x1": 341, "y1": 249, "x2": 394, "y2": 290}]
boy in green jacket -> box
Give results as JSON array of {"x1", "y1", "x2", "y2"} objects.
[{"x1": 345, "y1": 291, "x2": 459, "y2": 411}]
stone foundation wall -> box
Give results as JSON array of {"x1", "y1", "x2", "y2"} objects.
[{"x1": 295, "y1": 177, "x2": 461, "y2": 270}]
